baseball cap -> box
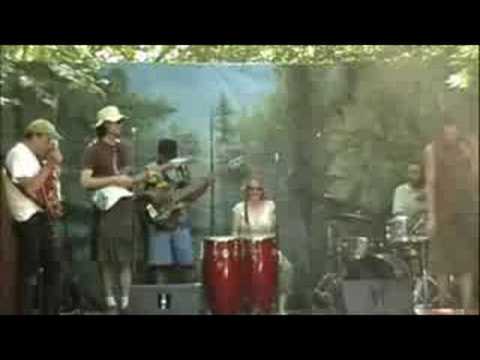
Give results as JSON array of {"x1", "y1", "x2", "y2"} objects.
[{"x1": 24, "y1": 119, "x2": 63, "y2": 140}]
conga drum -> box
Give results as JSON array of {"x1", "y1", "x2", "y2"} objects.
[
  {"x1": 202, "y1": 236, "x2": 243, "y2": 314},
  {"x1": 241, "y1": 235, "x2": 278, "y2": 314}
]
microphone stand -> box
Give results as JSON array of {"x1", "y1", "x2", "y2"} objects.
[
  {"x1": 131, "y1": 127, "x2": 138, "y2": 284},
  {"x1": 209, "y1": 109, "x2": 216, "y2": 236}
]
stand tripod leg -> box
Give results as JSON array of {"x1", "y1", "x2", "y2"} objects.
[{"x1": 420, "y1": 241, "x2": 431, "y2": 308}]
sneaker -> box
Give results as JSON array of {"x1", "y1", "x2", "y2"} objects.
[
  {"x1": 106, "y1": 296, "x2": 117, "y2": 309},
  {"x1": 120, "y1": 296, "x2": 129, "y2": 310}
]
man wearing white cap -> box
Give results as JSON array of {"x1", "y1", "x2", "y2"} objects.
[
  {"x1": 2, "y1": 119, "x2": 64, "y2": 314},
  {"x1": 80, "y1": 106, "x2": 140, "y2": 312}
]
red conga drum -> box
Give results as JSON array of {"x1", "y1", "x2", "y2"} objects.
[
  {"x1": 241, "y1": 235, "x2": 278, "y2": 314},
  {"x1": 202, "y1": 236, "x2": 243, "y2": 314}
]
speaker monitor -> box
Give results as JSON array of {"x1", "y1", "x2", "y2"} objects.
[
  {"x1": 342, "y1": 279, "x2": 413, "y2": 314},
  {"x1": 129, "y1": 283, "x2": 205, "y2": 315}
]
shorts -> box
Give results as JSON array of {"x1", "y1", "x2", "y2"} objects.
[{"x1": 147, "y1": 223, "x2": 194, "y2": 267}]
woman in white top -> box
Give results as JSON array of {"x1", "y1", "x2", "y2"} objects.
[{"x1": 232, "y1": 176, "x2": 292, "y2": 314}]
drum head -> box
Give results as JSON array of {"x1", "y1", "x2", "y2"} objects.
[
  {"x1": 204, "y1": 236, "x2": 237, "y2": 242},
  {"x1": 245, "y1": 234, "x2": 276, "y2": 242}
]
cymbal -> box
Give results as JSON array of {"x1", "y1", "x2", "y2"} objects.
[{"x1": 328, "y1": 212, "x2": 372, "y2": 223}]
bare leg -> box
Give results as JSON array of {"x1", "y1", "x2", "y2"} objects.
[
  {"x1": 119, "y1": 262, "x2": 132, "y2": 309},
  {"x1": 475, "y1": 271, "x2": 480, "y2": 312},
  {"x1": 457, "y1": 273, "x2": 474, "y2": 312},
  {"x1": 278, "y1": 253, "x2": 293, "y2": 314},
  {"x1": 278, "y1": 294, "x2": 288, "y2": 315},
  {"x1": 99, "y1": 262, "x2": 116, "y2": 308}
]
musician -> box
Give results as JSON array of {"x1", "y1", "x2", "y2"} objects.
[
  {"x1": 80, "y1": 105, "x2": 141, "y2": 312},
  {"x1": 392, "y1": 161, "x2": 427, "y2": 228},
  {"x1": 232, "y1": 176, "x2": 293, "y2": 314},
  {"x1": 143, "y1": 138, "x2": 203, "y2": 284},
  {"x1": 424, "y1": 115, "x2": 479, "y2": 312},
  {"x1": 3, "y1": 119, "x2": 63, "y2": 314}
]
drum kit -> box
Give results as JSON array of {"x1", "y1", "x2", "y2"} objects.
[
  {"x1": 201, "y1": 235, "x2": 278, "y2": 314},
  {"x1": 314, "y1": 205, "x2": 439, "y2": 313}
]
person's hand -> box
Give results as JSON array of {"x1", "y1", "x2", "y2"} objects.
[
  {"x1": 46, "y1": 145, "x2": 63, "y2": 166},
  {"x1": 51, "y1": 202, "x2": 64, "y2": 219},
  {"x1": 114, "y1": 175, "x2": 135, "y2": 189}
]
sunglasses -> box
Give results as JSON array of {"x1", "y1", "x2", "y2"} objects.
[
  {"x1": 105, "y1": 119, "x2": 125, "y2": 125},
  {"x1": 247, "y1": 186, "x2": 264, "y2": 191}
]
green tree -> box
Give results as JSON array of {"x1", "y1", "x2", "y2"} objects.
[{"x1": 215, "y1": 93, "x2": 235, "y2": 145}]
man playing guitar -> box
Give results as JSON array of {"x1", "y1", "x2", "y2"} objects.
[
  {"x1": 142, "y1": 138, "x2": 212, "y2": 285},
  {"x1": 3, "y1": 119, "x2": 64, "y2": 314},
  {"x1": 80, "y1": 106, "x2": 176, "y2": 312}
]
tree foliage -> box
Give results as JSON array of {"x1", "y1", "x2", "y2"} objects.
[{"x1": 2, "y1": 45, "x2": 477, "y2": 108}]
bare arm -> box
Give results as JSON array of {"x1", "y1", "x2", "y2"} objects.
[
  {"x1": 80, "y1": 169, "x2": 121, "y2": 190},
  {"x1": 144, "y1": 162, "x2": 176, "y2": 175},
  {"x1": 462, "y1": 137, "x2": 478, "y2": 184},
  {"x1": 232, "y1": 207, "x2": 242, "y2": 236}
]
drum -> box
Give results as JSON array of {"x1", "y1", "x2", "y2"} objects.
[
  {"x1": 241, "y1": 235, "x2": 278, "y2": 314},
  {"x1": 340, "y1": 236, "x2": 372, "y2": 260},
  {"x1": 202, "y1": 236, "x2": 243, "y2": 314},
  {"x1": 385, "y1": 215, "x2": 410, "y2": 246}
]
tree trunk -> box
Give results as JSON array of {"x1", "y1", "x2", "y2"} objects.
[{"x1": 282, "y1": 66, "x2": 315, "y2": 307}]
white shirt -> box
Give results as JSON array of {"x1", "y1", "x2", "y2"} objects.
[
  {"x1": 392, "y1": 183, "x2": 426, "y2": 219},
  {"x1": 231, "y1": 200, "x2": 292, "y2": 273},
  {"x1": 3, "y1": 142, "x2": 43, "y2": 222},
  {"x1": 232, "y1": 200, "x2": 276, "y2": 238}
]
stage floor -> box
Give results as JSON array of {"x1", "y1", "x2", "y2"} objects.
[{"x1": 61, "y1": 308, "x2": 478, "y2": 315}]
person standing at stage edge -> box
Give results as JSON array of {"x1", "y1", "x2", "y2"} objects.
[
  {"x1": 424, "y1": 114, "x2": 479, "y2": 313},
  {"x1": 2, "y1": 119, "x2": 64, "y2": 314},
  {"x1": 80, "y1": 106, "x2": 141, "y2": 313}
]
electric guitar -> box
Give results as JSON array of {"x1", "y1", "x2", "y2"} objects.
[
  {"x1": 91, "y1": 157, "x2": 200, "y2": 212},
  {"x1": 91, "y1": 162, "x2": 169, "y2": 211},
  {"x1": 141, "y1": 173, "x2": 214, "y2": 228}
]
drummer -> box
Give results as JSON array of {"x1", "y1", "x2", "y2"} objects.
[
  {"x1": 231, "y1": 176, "x2": 293, "y2": 314},
  {"x1": 392, "y1": 161, "x2": 427, "y2": 228}
]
